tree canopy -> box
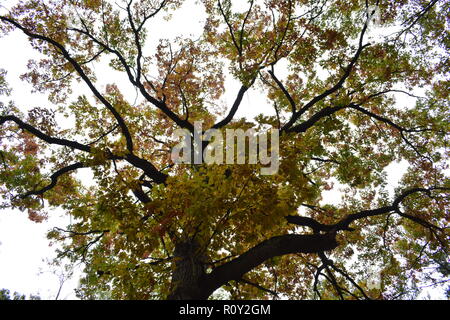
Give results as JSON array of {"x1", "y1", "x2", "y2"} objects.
[{"x1": 0, "y1": 0, "x2": 449, "y2": 300}]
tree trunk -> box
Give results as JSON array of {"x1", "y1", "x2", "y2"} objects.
[{"x1": 167, "y1": 240, "x2": 212, "y2": 300}]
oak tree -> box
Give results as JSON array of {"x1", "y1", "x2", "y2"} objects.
[{"x1": 0, "y1": 0, "x2": 449, "y2": 299}]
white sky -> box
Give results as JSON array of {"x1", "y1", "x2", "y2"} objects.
[{"x1": 0, "y1": 0, "x2": 446, "y2": 299}]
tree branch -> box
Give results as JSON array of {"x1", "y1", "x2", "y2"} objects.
[
  {"x1": 211, "y1": 85, "x2": 249, "y2": 129},
  {"x1": 1, "y1": 114, "x2": 167, "y2": 184},
  {"x1": 218, "y1": 0, "x2": 242, "y2": 56},
  {"x1": 287, "y1": 187, "x2": 448, "y2": 235},
  {"x1": 237, "y1": 277, "x2": 278, "y2": 297},
  {"x1": 19, "y1": 162, "x2": 85, "y2": 199},
  {"x1": 124, "y1": 153, "x2": 167, "y2": 184},
  {"x1": 268, "y1": 69, "x2": 296, "y2": 114},
  {"x1": 1, "y1": 115, "x2": 91, "y2": 152},
  {"x1": 286, "y1": 215, "x2": 355, "y2": 233},
  {"x1": 282, "y1": 12, "x2": 372, "y2": 131},
  {"x1": 287, "y1": 104, "x2": 349, "y2": 133},
  {"x1": 204, "y1": 233, "x2": 338, "y2": 295},
  {"x1": 0, "y1": 16, "x2": 135, "y2": 153},
  {"x1": 349, "y1": 104, "x2": 434, "y2": 161}
]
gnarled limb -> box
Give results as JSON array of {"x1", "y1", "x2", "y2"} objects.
[{"x1": 203, "y1": 233, "x2": 338, "y2": 297}]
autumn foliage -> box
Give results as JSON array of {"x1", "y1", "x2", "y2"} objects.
[{"x1": 0, "y1": 0, "x2": 449, "y2": 299}]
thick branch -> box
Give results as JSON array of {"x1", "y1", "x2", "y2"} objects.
[
  {"x1": 132, "y1": 184, "x2": 151, "y2": 203},
  {"x1": 287, "y1": 104, "x2": 349, "y2": 133},
  {"x1": 204, "y1": 233, "x2": 338, "y2": 295},
  {"x1": 1, "y1": 115, "x2": 166, "y2": 185},
  {"x1": 125, "y1": 154, "x2": 167, "y2": 184},
  {"x1": 1, "y1": 115, "x2": 91, "y2": 152}
]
